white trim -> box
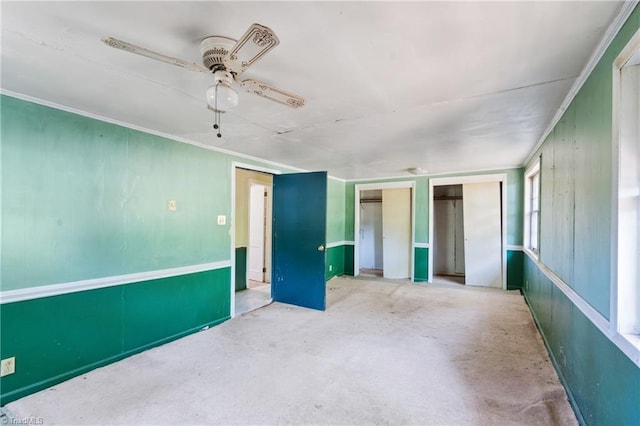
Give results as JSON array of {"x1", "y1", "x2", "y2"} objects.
[
  {"x1": 423, "y1": 166, "x2": 521, "y2": 178},
  {"x1": 611, "y1": 28, "x2": 640, "y2": 350},
  {"x1": 356, "y1": 181, "x2": 417, "y2": 191},
  {"x1": 347, "y1": 166, "x2": 521, "y2": 183},
  {"x1": 429, "y1": 174, "x2": 508, "y2": 288},
  {"x1": 0, "y1": 90, "x2": 312, "y2": 178},
  {"x1": 524, "y1": 161, "x2": 541, "y2": 258},
  {"x1": 524, "y1": 250, "x2": 640, "y2": 367},
  {"x1": 0, "y1": 261, "x2": 231, "y2": 305},
  {"x1": 354, "y1": 181, "x2": 416, "y2": 281},
  {"x1": 414, "y1": 242, "x2": 430, "y2": 249},
  {"x1": 2, "y1": 91, "x2": 519, "y2": 184},
  {"x1": 506, "y1": 245, "x2": 524, "y2": 251},
  {"x1": 326, "y1": 241, "x2": 355, "y2": 249},
  {"x1": 233, "y1": 161, "x2": 282, "y2": 177},
  {"x1": 523, "y1": 1, "x2": 639, "y2": 166}
]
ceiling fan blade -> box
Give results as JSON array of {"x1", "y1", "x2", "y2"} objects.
[
  {"x1": 239, "y1": 79, "x2": 305, "y2": 108},
  {"x1": 101, "y1": 37, "x2": 209, "y2": 73},
  {"x1": 224, "y1": 23, "x2": 280, "y2": 74}
]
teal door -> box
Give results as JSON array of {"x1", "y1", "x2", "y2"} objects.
[{"x1": 272, "y1": 171, "x2": 327, "y2": 311}]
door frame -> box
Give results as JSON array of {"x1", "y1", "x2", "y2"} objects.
[
  {"x1": 354, "y1": 181, "x2": 416, "y2": 281},
  {"x1": 230, "y1": 162, "x2": 280, "y2": 318},
  {"x1": 428, "y1": 173, "x2": 507, "y2": 288},
  {"x1": 247, "y1": 180, "x2": 269, "y2": 283}
]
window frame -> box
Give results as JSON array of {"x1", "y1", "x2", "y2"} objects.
[
  {"x1": 524, "y1": 161, "x2": 541, "y2": 259},
  {"x1": 611, "y1": 28, "x2": 640, "y2": 351}
]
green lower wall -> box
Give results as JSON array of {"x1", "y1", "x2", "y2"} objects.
[
  {"x1": 0, "y1": 267, "x2": 231, "y2": 405},
  {"x1": 414, "y1": 247, "x2": 429, "y2": 282},
  {"x1": 235, "y1": 247, "x2": 247, "y2": 291},
  {"x1": 506, "y1": 249, "x2": 524, "y2": 290},
  {"x1": 326, "y1": 245, "x2": 345, "y2": 280},
  {"x1": 326, "y1": 244, "x2": 355, "y2": 280},
  {"x1": 523, "y1": 256, "x2": 639, "y2": 425},
  {"x1": 336, "y1": 245, "x2": 519, "y2": 287},
  {"x1": 344, "y1": 245, "x2": 354, "y2": 276}
]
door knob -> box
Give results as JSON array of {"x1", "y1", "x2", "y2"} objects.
[{"x1": 317, "y1": 244, "x2": 325, "y2": 252}]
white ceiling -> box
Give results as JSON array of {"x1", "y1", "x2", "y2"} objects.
[{"x1": 1, "y1": 1, "x2": 623, "y2": 179}]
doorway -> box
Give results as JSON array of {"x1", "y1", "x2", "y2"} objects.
[
  {"x1": 248, "y1": 182, "x2": 272, "y2": 287},
  {"x1": 429, "y1": 174, "x2": 507, "y2": 288},
  {"x1": 355, "y1": 182, "x2": 415, "y2": 280},
  {"x1": 433, "y1": 185, "x2": 466, "y2": 284},
  {"x1": 359, "y1": 190, "x2": 383, "y2": 277},
  {"x1": 231, "y1": 164, "x2": 329, "y2": 316},
  {"x1": 233, "y1": 167, "x2": 274, "y2": 316}
]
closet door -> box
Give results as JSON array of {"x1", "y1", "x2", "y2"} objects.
[
  {"x1": 462, "y1": 182, "x2": 502, "y2": 288},
  {"x1": 382, "y1": 188, "x2": 411, "y2": 279}
]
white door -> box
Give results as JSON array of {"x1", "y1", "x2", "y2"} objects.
[
  {"x1": 248, "y1": 184, "x2": 266, "y2": 282},
  {"x1": 382, "y1": 188, "x2": 411, "y2": 279},
  {"x1": 462, "y1": 182, "x2": 502, "y2": 288},
  {"x1": 360, "y1": 202, "x2": 383, "y2": 270},
  {"x1": 263, "y1": 185, "x2": 272, "y2": 284}
]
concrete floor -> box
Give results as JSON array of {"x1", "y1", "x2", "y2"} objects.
[
  {"x1": 235, "y1": 284, "x2": 271, "y2": 316},
  {"x1": 5, "y1": 276, "x2": 576, "y2": 425}
]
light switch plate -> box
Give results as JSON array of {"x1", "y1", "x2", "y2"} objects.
[
  {"x1": 1, "y1": 357, "x2": 15, "y2": 377},
  {"x1": 217, "y1": 215, "x2": 226, "y2": 225}
]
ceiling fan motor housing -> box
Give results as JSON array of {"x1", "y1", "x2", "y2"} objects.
[{"x1": 200, "y1": 36, "x2": 236, "y2": 72}]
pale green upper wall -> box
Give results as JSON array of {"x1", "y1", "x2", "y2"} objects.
[
  {"x1": 344, "y1": 168, "x2": 523, "y2": 246},
  {"x1": 524, "y1": 5, "x2": 639, "y2": 319},
  {"x1": 327, "y1": 178, "x2": 346, "y2": 244},
  {"x1": 1, "y1": 95, "x2": 342, "y2": 291},
  {"x1": 1, "y1": 96, "x2": 232, "y2": 290}
]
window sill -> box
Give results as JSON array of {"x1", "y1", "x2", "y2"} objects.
[
  {"x1": 523, "y1": 248, "x2": 539, "y2": 262},
  {"x1": 620, "y1": 332, "x2": 640, "y2": 351}
]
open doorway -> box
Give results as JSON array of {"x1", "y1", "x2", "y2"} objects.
[
  {"x1": 354, "y1": 182, "x2": 415, "y2": 281},
  {"x1": 248, "y1": 182, "x2": 272, "y2": 288},
  {"x1": 433, "y1": 185, "x2": 466, "y2": 285},
  {"x1": 233, "y1": 167, "x2": 273, "y2": 316},
  {"x1": 359, "y1": 190, "x2": 383, "y2": 277}
]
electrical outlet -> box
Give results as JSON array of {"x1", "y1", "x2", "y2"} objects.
[
  {"x1": 217, "y1": 215, "x2": 226, "y2": 225},
  {"x1": 329, "y1": 265, "x2": 333, "y2": 272},
  {"x1": 1, "y1": 357, "x2": 15, "y2": 377},
  {"x1": 168, "y1": 200, "x2": 177, "y2": 211}
]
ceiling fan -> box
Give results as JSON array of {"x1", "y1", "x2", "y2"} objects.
[{"x1": 101, "y1": 23, "x2": 305, "y2": 118}]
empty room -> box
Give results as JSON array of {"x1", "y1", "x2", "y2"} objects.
[{"x1": 1, "y1": 2, "x2": 639, "y2": 425}]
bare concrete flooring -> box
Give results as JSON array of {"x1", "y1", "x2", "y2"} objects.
[
  {"x1": 235, "y1": 284, "x2": 271, "y2": 316},
  {"x1": 6, "y1": 277, "x2": 577, "y2": 425}
]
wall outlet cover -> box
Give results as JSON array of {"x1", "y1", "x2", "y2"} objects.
[
  {"x1": 168, "y1": 200, "x2": 177, "y2": 211},
  {"x1": 217, "y1": 215, "x2": 226, "y2": 225}
]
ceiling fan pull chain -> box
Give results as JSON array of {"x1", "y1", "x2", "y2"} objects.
[{"x1": 212, "y1": 82, "x2": 222, "y2": 138}]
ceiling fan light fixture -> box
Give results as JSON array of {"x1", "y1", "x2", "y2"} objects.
[
  {"x1": 206, "y1": 70, "x2": 239, "y2": 112},
  {"x1": 408, "y1": 167, "x2": 427, "y2": 175}
]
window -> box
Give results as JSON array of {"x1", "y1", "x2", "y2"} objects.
[
  {"x1": 614, "y1": 31, "x2": 640, "y2": 344},
  {"x1": 524, "y1": 161, "x2": 540, "y2": 256}
]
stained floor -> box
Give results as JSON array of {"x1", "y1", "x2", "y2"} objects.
[{"x1": 5, "y1": 276, "x2": 576, "y2": 425}]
